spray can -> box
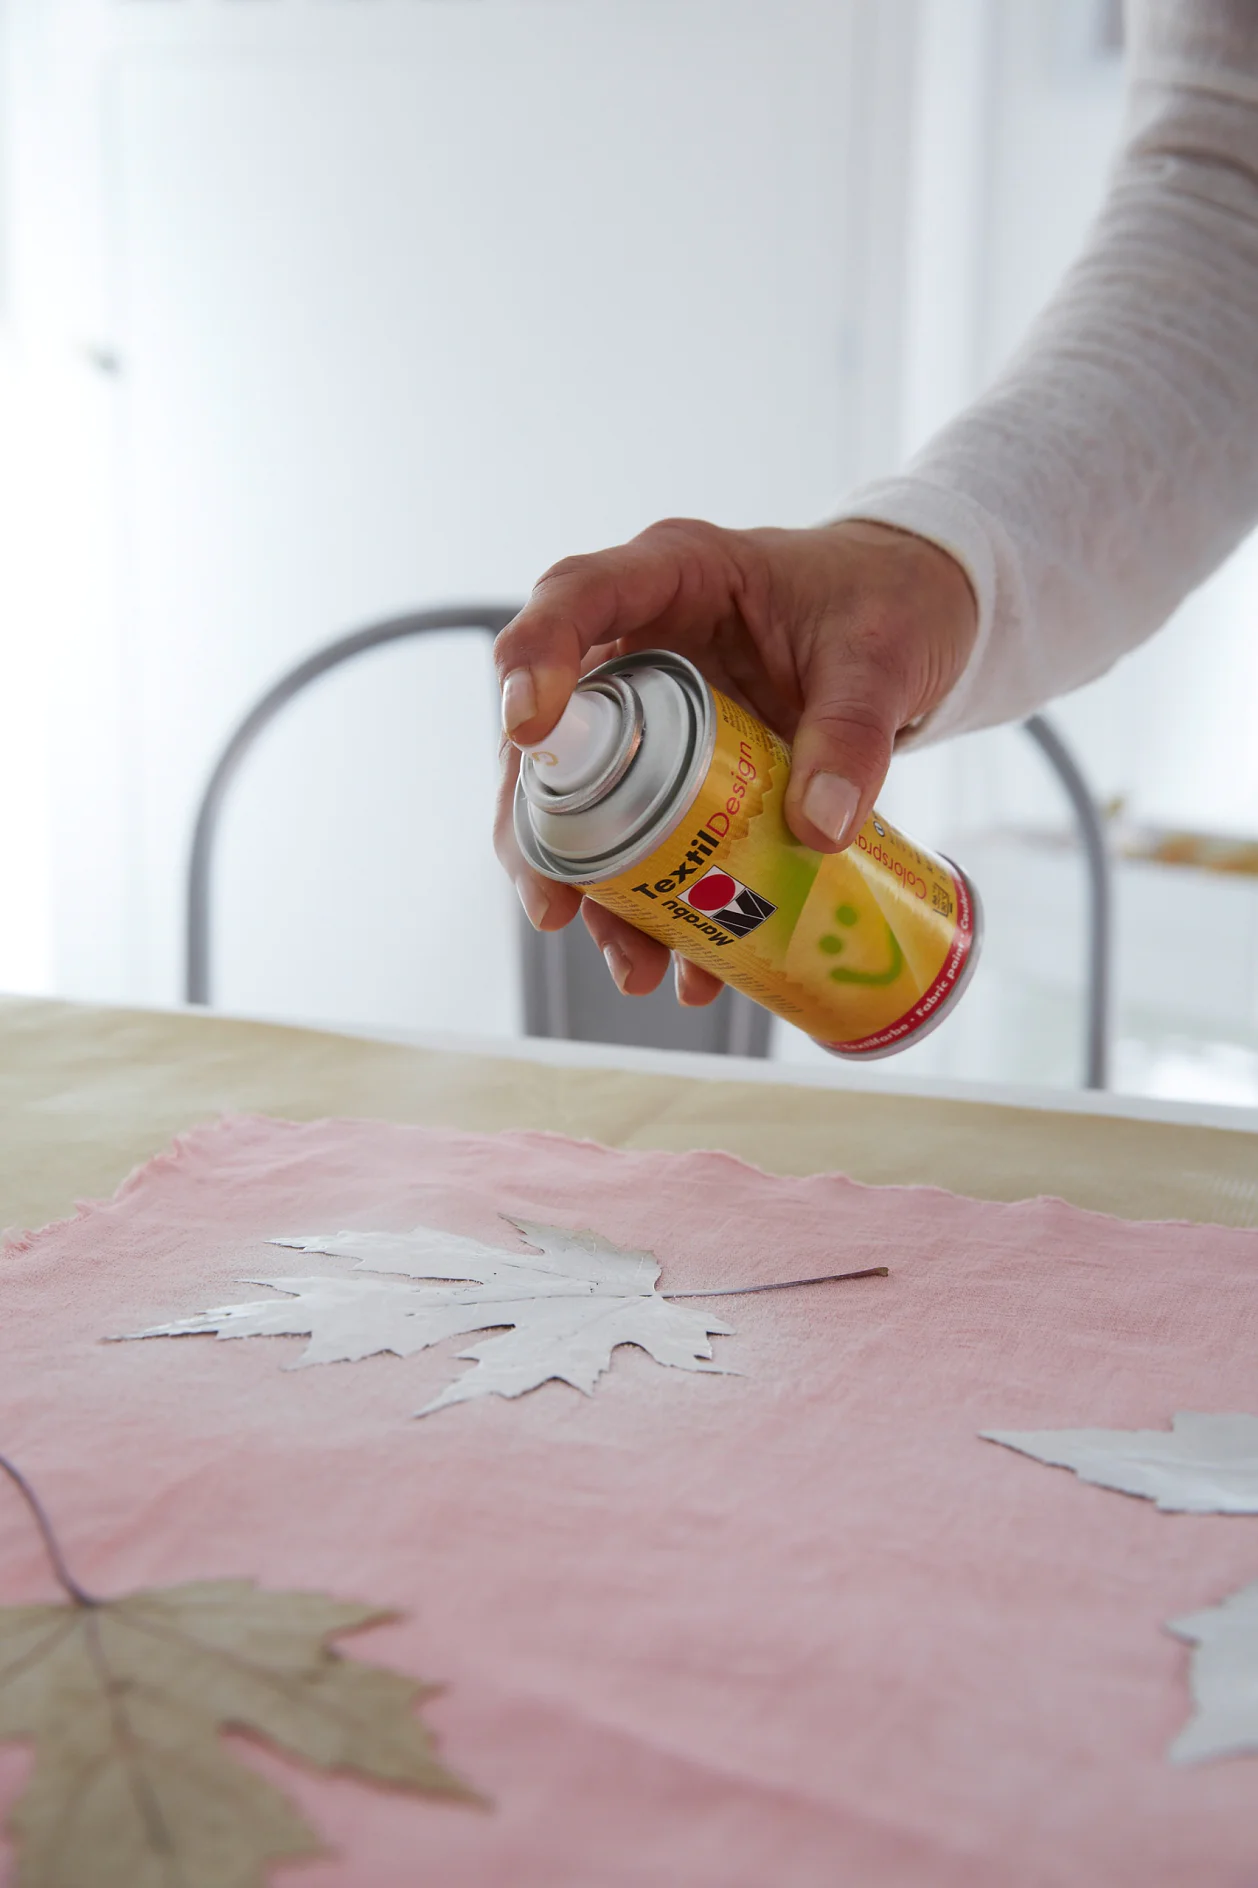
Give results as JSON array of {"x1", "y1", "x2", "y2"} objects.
[{"x1": 514, "y1": 650, "x2": 981, "y2": 1057}]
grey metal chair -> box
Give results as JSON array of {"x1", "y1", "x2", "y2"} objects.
[
  {"x1": 185, "y1": 607, "x2": 1109, "y2": 1083},
  {"x1": 1022, "y1": 714, "x2": 1111, "y2": 1089},
  {"x1": 183, "y1": 604, "x2": 771, "y2": 1057}
]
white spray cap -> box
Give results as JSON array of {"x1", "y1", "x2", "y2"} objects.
[{"x1": 519, "y1": 687, "x2": 622, "y2": 793}]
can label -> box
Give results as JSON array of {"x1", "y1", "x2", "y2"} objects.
[{"x1": 584, "y1": 686, "x2": 976, "y2": 1053}]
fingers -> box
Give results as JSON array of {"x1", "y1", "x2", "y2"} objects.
[
  {"x1": 493, "y1": 735, "x2": 583, "y2": 932},
  {"x1": 779, "y1": 546, "x2": 904, "y2": 855},
  {"x1": 498, "y1": 697, "x2": 720, "y2": 1007},
  {"x1": 579, "y1": 900, "x2": 672, "y2": 996},
  {"x1": 493, "y1": 520, "x2": 728, "y2": 746},
  {"x1": 782, "y1": 523, "x2": 978, "y2": 852},
  {"x1": 674, "y1": 955, "x2": 724, "y2": 1008},
  {"x1": 580, "y1": 899, "x2": 723, "y2": 1007},
  {"x1": 783, "y1": 621, "x2": 907, "y2": 851}
]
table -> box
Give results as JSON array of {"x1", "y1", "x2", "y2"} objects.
[
  {"x1": 1, "y1": 994, "x2": 1254, "y2": 1237},
  {"x1": 4, "y1": 994, "x2": 1258, "y2": 1886}
]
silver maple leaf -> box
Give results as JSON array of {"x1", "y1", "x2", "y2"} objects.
[{"x1": 123, "y1": 1219, "x2": 734, "y2": 1416}]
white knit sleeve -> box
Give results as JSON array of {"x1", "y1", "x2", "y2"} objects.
[{"x1": 836, "y1": 0, "x2": 1258, "y2": 744}]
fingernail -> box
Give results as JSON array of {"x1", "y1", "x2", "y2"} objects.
[
  {"x1": 603, "y1": 942, "x2": 631, "y2": 991},
  {"x1": 515, "y1": 874, "x2": 551, "y2": 929},
  {"x1": 501, "y1": 668, "x2": 537, "y2": 734},
  {"x1": 801, "y1": 771, "x2": 860, "y2": 847},
  {"x1": 674, "y1": 953, "x2": 696, "y2": 1007}
]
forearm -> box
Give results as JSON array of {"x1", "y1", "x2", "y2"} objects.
[{"x1": 838, "y1": 0, "x2": 1258, "y2": 742}]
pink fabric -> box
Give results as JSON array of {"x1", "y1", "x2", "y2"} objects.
[{"x1": 3, "y1": 1115, "x2": 1258, "y2": 1886}]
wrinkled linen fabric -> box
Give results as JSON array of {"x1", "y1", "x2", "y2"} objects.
[
  {"x1": 839, "y1": 0, "x2": 1258, "y2": 743},
  {"x1": 2, "y1": 1113, "x2": 1257, "y2": 1887}
]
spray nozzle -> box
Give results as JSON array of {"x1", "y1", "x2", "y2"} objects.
[{"x1": 519, "y1": 686, "x2": 623, "y2": 794}]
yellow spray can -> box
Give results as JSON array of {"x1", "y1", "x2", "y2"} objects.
[{"x1": 514, "y1": 651, "x2": 981, "y2": 1056}]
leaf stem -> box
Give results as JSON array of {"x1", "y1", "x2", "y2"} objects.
[
  {"x1": 668, "y1": 1265, "x2": 889, "y2": 1298},
  {"x1": 0, "y1": 1454, "x2": 98, "y2": 1606}
]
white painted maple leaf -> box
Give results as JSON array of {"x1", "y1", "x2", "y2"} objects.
[
  {"x1": 981, "y1": 1413, "x2": 1258, "y2": 1513},
  {"x1": 125, "y1": 1218, "x2": 734, "y2": 1416},
  {"x1": 1167, "y1": 1579, "x2": 1258, "y2": 1764}
]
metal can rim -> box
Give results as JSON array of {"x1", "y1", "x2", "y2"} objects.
[
  {"x1": 519, "y1": 675, "x2": 644, "y2": 817},
  {"x1": 513, "y1": 649, "x2": 715, "y2": 885}
]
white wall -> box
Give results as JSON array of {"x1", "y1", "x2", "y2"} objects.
[
  {"x1": 1, "y1": 0, "x2": 915, "y2": 1034},
  {"x1": 0, "y1": 0, "x2": 125, "y2": 998}
]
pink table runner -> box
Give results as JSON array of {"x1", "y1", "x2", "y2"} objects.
[{"x1": 2, "y1": 1114, "x2": 1257, "y2": 1885}]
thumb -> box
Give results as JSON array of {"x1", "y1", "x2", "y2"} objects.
[{"x1": 783, "y1": 650, "x2": 903, "y2": 853}]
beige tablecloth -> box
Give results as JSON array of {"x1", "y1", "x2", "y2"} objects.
[{"x1": 1, "y1": 996, "x2": 1254, "y2": 1236}]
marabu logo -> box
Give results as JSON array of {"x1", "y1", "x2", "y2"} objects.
[
  {"x1": 632, "y1": 838, "x2": 776, "y2": 947},
  {"x1": 630, "y1": 779, "x2": 775, "y2": 945},
  {"x1": 681, "y1": 868, "x2": 775, "y2": 938}
]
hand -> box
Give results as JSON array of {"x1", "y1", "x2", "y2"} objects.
[{"x1": 493, "y1": 516, "x2": 977, "y2": 1009}]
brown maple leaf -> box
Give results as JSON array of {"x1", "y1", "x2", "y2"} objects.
[{"x1": 0, "y1": 1458, "x2": 483, "y2": 1887}]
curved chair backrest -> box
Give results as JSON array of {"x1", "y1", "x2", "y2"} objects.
[
  {"x1": 183, "y1": 604, "x2": 771, "y2": 1058},
  {"x1": 1022, "y1": 713, "x2": 1112, "y2": 1089},
  {"x1": 184, "y1": 611, "x2": 1109, "y2": 1083},
  {"x1": 185, "y1": 606, "x2": 518, "y2": 1007}
]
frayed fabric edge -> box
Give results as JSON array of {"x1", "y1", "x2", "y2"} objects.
[
  {"x1": 1, "y1": 1116, "x2": 247, "y2": 1260},
  {"x1": 4, "y1": 1110, "x2": 1250, "y2": 1261}
]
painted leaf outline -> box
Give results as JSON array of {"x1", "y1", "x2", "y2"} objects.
[
  {"x1": 127, "y1": 1217, "x2": 734, "y2": 1415},
  {"x1": 983, "y1": 1413, "x2": 1258, "y2": 1766},
  {"x1": 982, "y1": 1412, "x2": 1258, "y2": 1513},
  {"x1": 0, "y1": 1578, "x2": 478, "y2": 1887},
  {"x1": 1166, "y1": 1578, "x2": 1258, "y2": 1764}
]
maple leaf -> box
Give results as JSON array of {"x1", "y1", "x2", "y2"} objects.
[
  {"x1": 982, "y1": 1413, "x2": 1258, "y2": 1513},
  {"x1": 1166, "y1": 1578, "x2": 1258, "y2": 1764},
  {"x1": 0, "y1": 1464, "x2": 481, "y2": 1888},
  {"x1": 127, "y1": 1218, "x2": 735, "y2": 1416}
]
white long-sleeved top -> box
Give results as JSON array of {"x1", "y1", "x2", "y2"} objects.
[{"x1": 838, "y1": 0, "x2": 1258, "y2": 744}]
